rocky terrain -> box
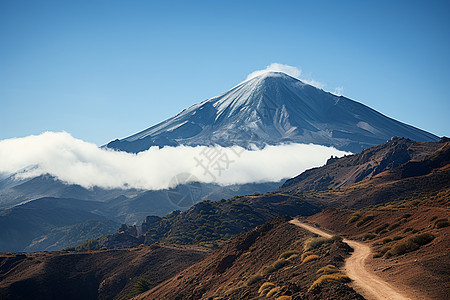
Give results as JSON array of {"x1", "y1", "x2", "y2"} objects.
[
  {"x1": 0, "y1": 137, "x2": 448, "y2": 299},
  {"x1": 137, "y1": 217, "x2": 363, "y2": 300},
  {"x1": 0, "y1": 244, "x2": 209, "y2": 300}
]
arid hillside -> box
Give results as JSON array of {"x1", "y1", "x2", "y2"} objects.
[
  {"x1": 1, "y1": 138, "x2": 448, "y2": 299},
  {"x1": 0, "y1": 245, "x2": 209, "y2": 300},
  {"x1": 136, "y1": 217, "x2": 363, "y2": 300}
]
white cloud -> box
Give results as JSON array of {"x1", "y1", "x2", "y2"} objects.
[
  {"x1": 246, "y1": 63, "x2": 302, "y2": 81},
  {"x1": 245, "y1": 63, "x2": 326, "y2": 89},
  {"x1": 302, "y1": 79, "x2": 326, "y2": 90},
  {"x1": 333, "y1": 86, "x2": 344, "y2": 96},
  {"x1": 0, "y1": 132, "x2": 350, "y2": 190}
]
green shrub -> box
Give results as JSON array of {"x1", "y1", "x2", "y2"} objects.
[
  {"x1": 273, "y1": 258, "x2": 289, "y2": 269},
  {"x1": 384, "y1": 233, "x2": 434, "y2": 258},
  {"x1": 73, "y1": 239, "x2": 100, "y2": 251},
  {"x1": 304, "y1": 236, "x2": 341, "y2": 251},
  {"x1": 279, "y1": 250, "x2": 300, "y2": 260},
  {"x1": 261, "y1": 265, "x2": 276, "y2": 275},
  {"x1": 126, "y1": 277, "x2": 152, "y2": 299},
  {"x1": 261, "y1": 257, "x2": 290, "y2": 275}
]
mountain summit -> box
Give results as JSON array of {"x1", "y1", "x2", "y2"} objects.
[{"x1": 107, "y1": 72, "x2": 438, "y2": 153}]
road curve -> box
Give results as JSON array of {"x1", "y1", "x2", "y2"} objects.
[{"x1": 289, "y1": 219, "x2": 411, "y2": 300}]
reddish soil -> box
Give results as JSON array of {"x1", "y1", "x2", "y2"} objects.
[
  {"x1": 136, "y1": 217, "x2": 363, "y2": 300},
  {"x1": 0, "y1": 244, "x2": 209, "y2": 300},
  {"x1": 306, "y1": 204, "x2": 450, "y2": 300}
]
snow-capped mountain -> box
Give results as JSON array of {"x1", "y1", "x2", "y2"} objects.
[{"x1": 106, "y1": 72, "x2": 438, "y2": 153}]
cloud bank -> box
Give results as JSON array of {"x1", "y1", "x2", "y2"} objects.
[{"x1": 0, "y1": 132, "x2": 350, "y2": 190}]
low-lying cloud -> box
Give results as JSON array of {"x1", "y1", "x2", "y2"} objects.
[{"x1": 0, "y1": 132, "x2": 350, "y2": 190}]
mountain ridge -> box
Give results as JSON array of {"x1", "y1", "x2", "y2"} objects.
[{"x1": 106, "y1": 72, "x2": 438, "y2": 153}]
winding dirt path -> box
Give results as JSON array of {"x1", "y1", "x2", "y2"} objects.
[{"x1": 289, "y1": 219, "x2": 411, "y2": 300}]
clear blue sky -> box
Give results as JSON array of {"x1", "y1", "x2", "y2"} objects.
[{"x1": 1, "y1": 0, "x2": 449, "y2": 145}]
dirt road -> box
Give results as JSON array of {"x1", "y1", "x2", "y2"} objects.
[{"x1": 289, "y1": 219, "x2": 411, "y2": 300}]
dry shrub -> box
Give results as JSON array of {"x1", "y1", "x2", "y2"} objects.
[
  {"x1": 301, "y1": 254, "x2": 319, "y2": 264},
  {"x1": 279, "y1": 250, "x2": 300, "y2": 260},
  {"x1": 304, "y1": 236, "x2": 340, "y2": 251},
  {"x1": 258, "y1": 282, "x2": 275, "y2": 296},
  {"x1": 273, "y1": 258, "x2": 289, "y2": 269},
  {"x1": 261, "y1": 265, "x2": 276, "y2": 275},
  {"x1": 346, "y1": 215, "x2": 360, "y2": 224},
  {"x1": 246, "y1": 274, "x2": 262, "y2": 286},
  {"x1": 373, "y1": 247, "x2": 390, "y2": 258},
  {"x1": 260, "y1": 258, "x2": 289, "y2": 275},
  {"x1": 317, "y1": 264, "x2": 339, "y2": 275},
  {"x1": 356, "y1": 214, "x2": 374, "y2": 227},
  {"x1": 384, "y1": 233, "x2": 434, "y2": 258},
  {"x1": 276, "y1": 296, "x2": 292, "y2": 300},
  {"x1": 301, "y1": 251, "x2": 314, "y2": 261},
  {"x1": 266, "y1": 286, "x2": 281, "y2": 297},
  {"x1": 309, "y1": 273, "x2": 350, "y2": 291},
  {"x1": 287, "y1": 254, "x2": 299, "y2": 261}
]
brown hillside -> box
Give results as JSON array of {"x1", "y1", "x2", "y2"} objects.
[
  {"x1": 305, "y1": 195, "x2": 450, "y2": 299},
  {"x1": 136, "y1": 217, "x2": 363, "y2": 300},
  {"x1": 0, "y1": 245, "x2": 209, "y2": 300},
  {"x1": 282, "y1": 137, "x2": 447, "y2": 193}
]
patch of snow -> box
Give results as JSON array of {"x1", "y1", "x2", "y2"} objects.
[{"x1": 357, "y1": 121, "x2": 379, "y2": 135}]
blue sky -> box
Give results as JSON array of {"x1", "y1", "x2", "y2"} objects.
[{"x1": 1, "y1": 0, "x2": 449, "y2": 145}]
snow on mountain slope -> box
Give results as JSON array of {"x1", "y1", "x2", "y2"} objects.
[{"x1": 106, "y1": 72, "x2": 438, "y2": 153}]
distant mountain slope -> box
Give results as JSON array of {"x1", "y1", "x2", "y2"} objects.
[
  {"x1": 0, "y1": 178, "x2": 282, "y2": 252},
  {"x1": 106, "y1": 72, "x2": 438, "y2": 153},
  {"x1": 281, "y1": 137, "x2": 447, "y2": 193},
  {"x1": 0, "y1": 197, "x2": 115, "y2": 252},
  {"x1": 0, "y1": 174, "x2": 139, "y2": 210}
]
